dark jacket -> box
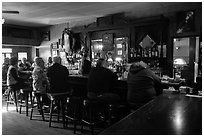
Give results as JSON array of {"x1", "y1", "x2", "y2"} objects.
[
  {"x1": 81, "y1": 59, "x2": 92, "y2": 75},
  {"x1": 47, "y1": 63, "x2": 69, "y2": 93},
  {"x1": 87, "y1": 67, "x2": 117, "y2": 94},
  {"x1": 127, "y1": 65, "x2": 162, "y2": 109}
]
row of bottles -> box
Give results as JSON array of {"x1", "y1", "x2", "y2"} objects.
[{"x1": 130, "y1": 46, "x2": 160, "y2": 58}]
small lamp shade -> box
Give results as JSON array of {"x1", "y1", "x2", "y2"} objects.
[{"x1": 174, "y1": 58, "x2": 187, "y2": 66}]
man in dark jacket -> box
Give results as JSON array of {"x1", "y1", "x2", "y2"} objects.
[
  {"x1": 87, "y1": 58, "x2": 120, "y2": 103},
  {"x1": 81, "y1": 53, "x2": 92, "y2": 75},
  {"x1": 127, "y1": 61, "x2": 162, "y2": 110},
  {"x1": 47, "y1": 56, "x2": 70, "y2": 93}
]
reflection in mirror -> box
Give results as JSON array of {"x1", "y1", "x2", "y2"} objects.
[
  {"x1": 173, "y1": 36, "x2": 200, "y2": 83},
  {"x1": 173, "y1": 37, "x2": 189, "y2": 65},
  {"x1": 173, "y1": 37, "x2": 189, "y2": 78}
]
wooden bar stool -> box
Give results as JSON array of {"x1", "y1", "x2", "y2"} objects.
[
  {"x1": 6, "y1": 86, "x2": 19, "y2": 112},
  {"x1": 30, "y1": 92, "x2": 49, "y2": 121},
  {"x1": 65, "y1": 96, "x2": 83, "y2": 134},
  {"x1": 19, "y1": 87, "x2": 33, "y2": 116},
  {"x1": 47, "y1": 92, "x2": 70, "y2": 128},
  {"x1": 81, "y1": 99, "x2": 107, "y2": 135}
]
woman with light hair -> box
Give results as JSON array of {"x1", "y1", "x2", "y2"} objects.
[
  {"x1": 127, "y1": 61, "x2": 162, "y2": 110},
  {"x1": 32, "y1": 57, "x2": 49, "y2": 94}
]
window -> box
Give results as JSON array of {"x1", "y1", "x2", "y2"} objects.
[
  {"x1": 2, "y1": 48, "x2": 12, "y2": 61},
  {"x1": 18, "y1": 52, "x2": 27, "y2": 60},
  {"x1": 2, "y1": 48, "x2": 12, "y2": 53}
]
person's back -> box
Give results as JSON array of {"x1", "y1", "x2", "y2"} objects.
[
  {"x1": 88, "y1": 67, "x2": 117, "y2": 94},
  {"x1": 81, "y1": 54, "x2": 92, "y2": 75},
  {"x1": 47, "y1": 56, "x2": 69, "y2": 93},
  {"x1": 87, "y1": 58, "x2": 120, "y2": 103},
  {"x1": 7, "y1": 57, "x2": 28, "y2": 88},
  {"x1": 32, "y1": 57, "x2": 49, "y2": 93},
  {"x1": 2, "y1": 58, "x2": 9, "y2": 82},
  {"x1": 82, "y1": 59, "x2": 92, "y2": 75},
  {"x1": 127, "y1": 61, "x2": 162, "y2": 110}
]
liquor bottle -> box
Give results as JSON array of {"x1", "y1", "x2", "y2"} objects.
[
  {"x1": 137, "y1": 48, "x2": 141, "y2": 57},
  {"x1": 133, "y1": 48, "x2": 137, "y2": 57},
  {"x1": 130, "y1": 48, "x2": 134, "y2": 58},
  {"x1": 152, "y1": 47, "x2": 155, "y2": 57},
  {"x1": 149, "y1": 48, "x2": 151, "y2": 57},
  {"x1": 155, "y1": 46, "x2": 158, "y2": 57}
]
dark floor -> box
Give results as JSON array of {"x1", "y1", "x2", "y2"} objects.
[{"x1": 2, "y1": 96, "x2": 106, "y2": 135}]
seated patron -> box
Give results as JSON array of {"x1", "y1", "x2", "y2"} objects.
[
  {"x1": 2, "y1": 58, "x2": 10, "y2": 83},
  {"x1": 127, "y1": 61, "x2": 163, "y2": 110},
  {"x1": 87, "y1": 58, "x2": 120, "y2": 103},
  {"x1": 46, "y1": 57, "x2": 53, "y2": 68},
  {"x1": 32, "y1": 57, "x2": 50, "y2": 105},
  {"x1": 32, "y1": 57, "x2": 49, "y2": 93},
  {"x1": 7, "y1": 57, "x2": 29, "y2": 89},
  {"x1": 18, "y1": 57, "x2": 32, "y2": 71},
  {"x1": 47, "y1": 56, "x2": 70, "y2": 93},
  {"x1": 80, "y1": 53, "x2": 92, "y2": 75}
]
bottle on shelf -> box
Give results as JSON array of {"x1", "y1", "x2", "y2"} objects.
[
  {"x1": 151, "y1": 46, "x2": 155, "y2": 57},
  {"x1": 137, "y1": 47, "x2": 141, "y2": 57},
  {"x1": 130, "y1": 48, "x2": 134, "y2": 58},
  {"x1": 155, "y1": 46, "x2": 159, "y2": 57},
  {"x1": 148, "y1": 48, "x2": 151, "y2": 57},
  {"x1": 133, "y1": 48, "x2": 137, "y2": 57}
]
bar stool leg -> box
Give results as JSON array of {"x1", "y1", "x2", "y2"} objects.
[
  {"x1": 13, "y1": 90, "x2": 18, "y2": 112},
  {"x1": 19, "y1": 93, "x2": 23, "y2": 114},
  {"x1": 61, "y1": 101, "x2": 65, "y2": 129},
  {"x1": 49, "y1": 100, "x2": 54, "y2": 127},
  {"x1": 6, "y1": 90, "x2": 10, "y2": 111},
  {"x1": 30, "y1": 95, "x2": 35, "y2": 120}
]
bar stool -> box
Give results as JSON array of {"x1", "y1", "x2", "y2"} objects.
[
  {"x1": 30, "y1": 92, "x2": 49, "y2": 121},
  {"x1": 65, "y1": 96, "x2": 83, "y2": 134},
  {"x1": 81, "y1": 98, "x2": 107, "y2": 134},
  {"x1": 47, "y1": 92, "x2": 70, "y2": 128},
  {"x1": 6, "y1": 86, "x2": 19, "y2": 112},
  {"x1": 18, "y1": 87, "x2": 33, "y2": 116}
]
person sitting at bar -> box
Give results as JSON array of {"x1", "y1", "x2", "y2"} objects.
[
  {"x1": 46, "y1": 57, "x2": 53, "y2": 68},
  {"x1": 127, "y1": 61, "x2": 163, "y2": 110},
  {"x1": 80, "y1": 53, "x2": 92, "y2": 75},
  {"x1": 46, "y1": 56, "x2": 70, "y2": 93},
  {"x1": 2, "y1": 58, "x2": 10, "y2": 83},
  {"x1": 18, "y1": 57, "x2": 32, "y2": 71},
  {"x1": 87, "y1": 58, "x2": 120, "y2": 103},
  {"x1": 7, "y1": 57, "x2": 29, "y2": 89},
  {"x1": 32, "y1": 57, "x2": 50, "y2": 105}
]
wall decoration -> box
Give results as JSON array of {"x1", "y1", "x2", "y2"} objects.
[
  {"x1": 176, "y1": 10, "x2": 195, "y2": 33},
  {"x1": 42, "y1": 31, "x2": 50, "y2": 41}
]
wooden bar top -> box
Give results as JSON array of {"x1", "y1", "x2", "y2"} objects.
[{"x1": 100, "y1": 93, "x2": 202, "y2": 135}]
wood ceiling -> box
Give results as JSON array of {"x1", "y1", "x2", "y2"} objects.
[{"x1": 2, "y1": 2, "x2": 201, "y2": 27}]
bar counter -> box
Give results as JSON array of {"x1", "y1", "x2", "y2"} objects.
[
  {"x1": 100, "y1": 93, "x2": 202, "y2": 135},
  {"x1": 68, "y1": 75, "x2": 183, "y2": 100},
  {"x1": 68, "y1": 75, "x2": 128, "y2": 101}
]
